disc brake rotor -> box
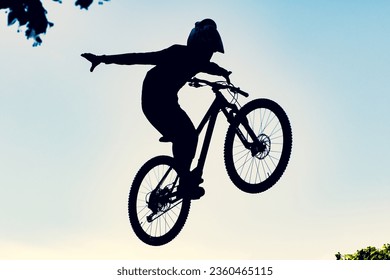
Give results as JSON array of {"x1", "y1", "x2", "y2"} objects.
[{"x1": 251, "y1": 133, "x2": 271, "y2": 160}]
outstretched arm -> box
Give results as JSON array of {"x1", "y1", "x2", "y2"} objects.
[{"x1": 81, "y1": 50, "x2": 167, "y2": 72}]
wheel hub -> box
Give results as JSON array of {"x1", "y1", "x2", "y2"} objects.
[
  {"x1": 251, "y1": 133, "x2": 271, "y2": 159},
  {"x1": 146, "y1": 186, "x2": 172, "y2": 217}
]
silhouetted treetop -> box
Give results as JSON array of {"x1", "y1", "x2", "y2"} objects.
[
  {"x1": 336, "y1": 244, "x2": 390, "y2": 260},
  {"x1": 1, "y1": 0, "x2": 110, "y2": 46}
]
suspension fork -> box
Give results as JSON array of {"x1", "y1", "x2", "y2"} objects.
[{"x1": 222, "y1": 103, "x2": 261, "y2": 154}]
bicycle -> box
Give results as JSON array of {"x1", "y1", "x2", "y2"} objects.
[{"x1": 128, "y1": 77, "x2": 292, "y2": 246}]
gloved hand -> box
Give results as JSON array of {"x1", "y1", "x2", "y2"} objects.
[
  {"x1": 81, "y1": 53, "x2": 102, "y2": 72},
  {"x1": 224, "y1": 70, "x2": 232, "y2": 84}
]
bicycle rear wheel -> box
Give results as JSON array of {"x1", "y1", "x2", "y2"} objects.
[
  {"x1": 128, "y1": 155, "x2": 191, "y2": 246},
  {"x1": 224, "y1": 99, "x2": 292, "y2": 193}
]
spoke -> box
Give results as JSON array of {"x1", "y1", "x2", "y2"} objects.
[
  {"x1": 233, "y1": 142, "x2": 250, "y2": 161},
  {"x1": 136, "y1": 203, "x2": 149, "y2": 213},
  {"x1": 260, "y1": 108, "x2": 266, "y2": 134},
  {"x1": 247, "y1": 157, "x2": 255, "y2": 183},
  {"x1": 250, "y1": 109, "x2": 256, "y2": 132},
  {"x1": 159, "y1": 215, "x2": 162, "y2": 237},
  {"x1": 155, "y1": 217, "x2": 159, "y2": 237},
  {"x1": 233, "y1": 139, "x2": 248, "y2": 149},
  {"x1": 138, "y1": 189, "x2": 150, "y2": 198},
  {"x1": 263, "y1": 112, "x2": 276, "y2": 133},
  {"x1": 233, "y1": 147, "x2": 250, "y2": 158},
  {"x1": 232, "y1": 138, "x2": 249, "y2": 151},
  {"x1": 166, "y1": 210, "x2": 175, "y2": 225},
  {"x1": 256, "y1": 109, "x2": 262, "y2": 136},
  {"x1": 254, "y1": 157, "x2": 262, "y2": 183},
  {"x1": 269, "y1": 126, "x2": 282, "y2": 139},
  {"x1": 268, "y1": 154, "x2": 281, "y2": 166},
  {"x1": 268, "y1": 121, "x2": 281, "y2": 139},
  {"x1": 152, "y1": 167, "x2": 158, "y2": 186},
  {"x1": 236, "y1": 151, "x2": 251, "y2": 176},
  {"x1": 144, "y1": 173, "x2": 151, "y2": 192},
  {"x1": 270, "y1": 134, "x2": 284, "y2": 142},
  {"x1": 263, "y1": 156, "x2": 276, "y2": 174},
  {"x1": 260, "y1": 108, "x2": 269, "y2": 133},
  {"x1": 234, "y1": 148, "x2": 251, "y2": 163},
  {"x1": 163, "y1": 213, "x2": 171, "y2": 233},
  {"x1": 270, "y1": 149, "x2": 282, "y2": 154},
  {"x1": 145, "y1": 221, "x2": 152, "y2": 236}
]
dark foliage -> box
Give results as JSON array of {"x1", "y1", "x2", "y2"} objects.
[
  {"x1": 0, "y1": 0, "x2": 109, "y2": 46},
  {"x1": 336, "y1": 244, "x2": 390, "y2": 260}
]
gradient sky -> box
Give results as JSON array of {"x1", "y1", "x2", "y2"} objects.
[{"x1": 1, "y1": 0, "x2": 389, "y2": 259}]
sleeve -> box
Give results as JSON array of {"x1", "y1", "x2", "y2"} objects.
[
  {"x1": 201, "y1": 62, "x2": 230, "y2": 77},
  {"x1": 101, "y1": 46, "x2": 175, "y2": 66}
]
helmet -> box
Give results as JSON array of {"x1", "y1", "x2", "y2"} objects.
[{"x1": 187, "y1": 19, "x2": 224, "y2": 53}]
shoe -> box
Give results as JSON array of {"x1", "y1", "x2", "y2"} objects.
[
  {"x1": 187, "y1": 185, "x2": 205, "y2": 200},
  {"x1": 176, "y1": 175, "x2": 205, "y2": 200},
  {"x1": 177, "y1": 185, "x2": 205, "y2": 200}
]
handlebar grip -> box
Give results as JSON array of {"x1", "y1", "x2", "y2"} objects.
[
  {"x1": 239, "y1": 89, "x2": 249, "y2": 97},
  {"x1": 233, "y1": 87, "x2": 249, "y2": 97}
]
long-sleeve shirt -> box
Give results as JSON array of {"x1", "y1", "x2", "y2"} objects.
[{"x1": 102, "y1": 44, "x2": 229, "y2": 106}]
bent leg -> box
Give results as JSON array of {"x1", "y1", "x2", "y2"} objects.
[
  {"x1": 142, "y1": 102, "x2": 198, "y2": 176},
  {"x1": 143, "y1": 102, "x2": 204, "y2": 199},
  {"x1": 171, "y1": 109, "x2": 198, "y2": 176}
]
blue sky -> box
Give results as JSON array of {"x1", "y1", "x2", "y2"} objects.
[{"x1": 1, "y1": 0, "x2": 389, "y2": 259}]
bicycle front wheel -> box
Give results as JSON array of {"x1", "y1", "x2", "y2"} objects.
[
  {"x1": 128, "y1": 155, "x2": 191, "y2": 246},
  {"x1": 224, "y1": 99, "x2": 292, "y2": 193}
]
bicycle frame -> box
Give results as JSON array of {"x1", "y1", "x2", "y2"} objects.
[
  {"x1": 195, "y1": 87, "x2": 261, "y2": 176},
  {"x1": 194, "y1": 89, "x2": 238, "y2": 175}
]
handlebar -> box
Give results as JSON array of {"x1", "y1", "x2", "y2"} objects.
[{"x1": 188, "y1": 77, "x2": 249, "y2": 97}]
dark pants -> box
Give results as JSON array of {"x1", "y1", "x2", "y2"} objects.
[{"x1": 142, "y1": 100, "x2": 198, "y2": 176}]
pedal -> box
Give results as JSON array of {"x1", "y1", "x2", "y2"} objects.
[{"x1": 159, "y1": 136, "x2": 172, "y2": 143}]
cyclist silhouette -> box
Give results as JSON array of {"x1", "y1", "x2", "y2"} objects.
[{"x1": 82, "y1": 19, "x2": 231, "y2": 200}]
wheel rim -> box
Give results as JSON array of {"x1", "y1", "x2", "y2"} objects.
[
  {"x1": 134, "y1": 163, "x2": 184, "y2": 239},
  {"x1": 232, "y1": 107, "x2": 285, "y2": 185}
]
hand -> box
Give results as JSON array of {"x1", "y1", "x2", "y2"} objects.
[
  {"x1": 81, "y1": 53, "x2": 101, "y2": 72},
  {"x1": 224, "y1": 71, "x2": 232, "y2": 84}
]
